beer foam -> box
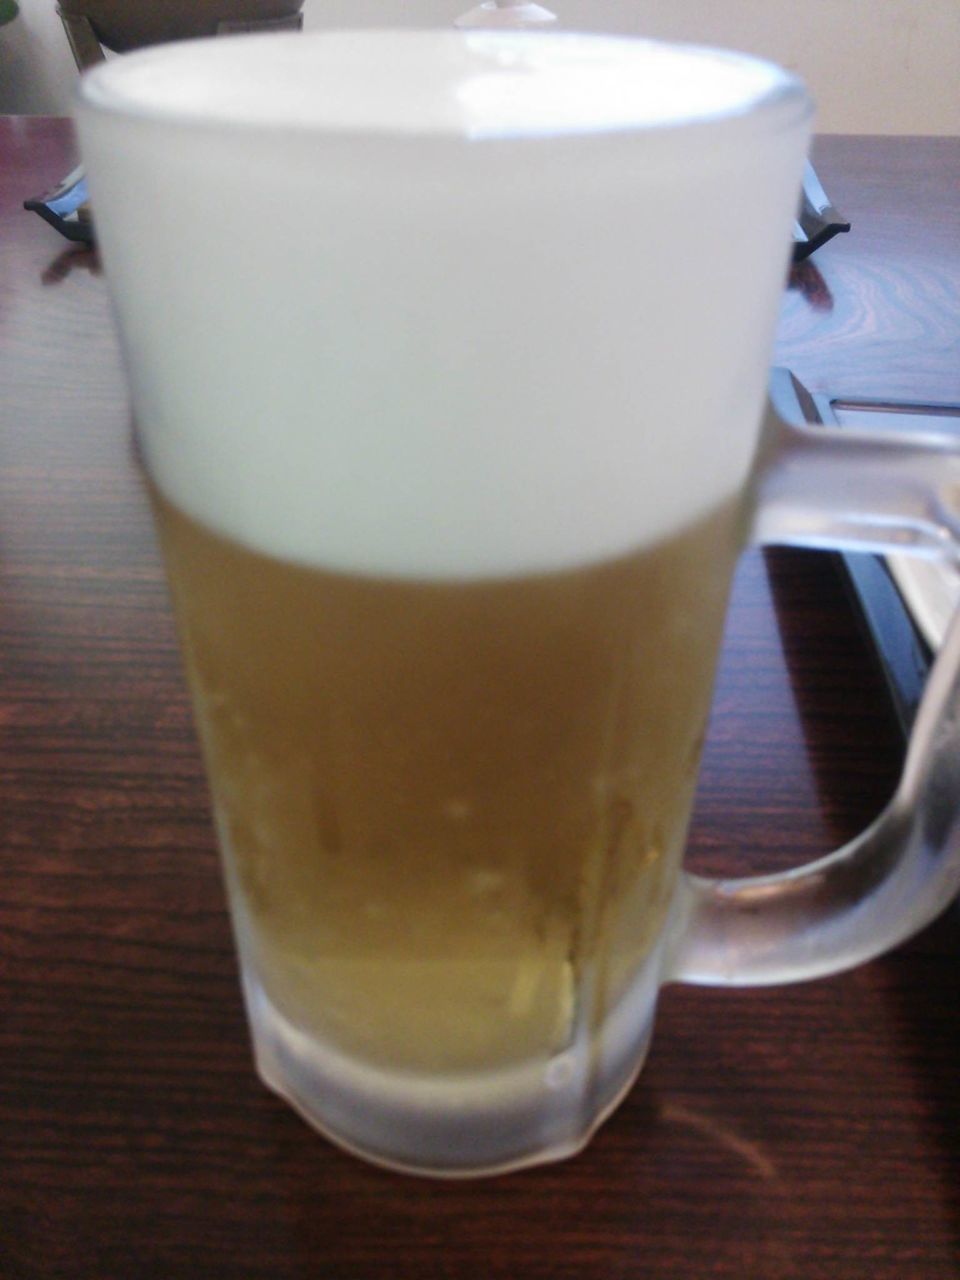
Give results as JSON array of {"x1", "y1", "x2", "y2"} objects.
[
  {"x1": 77, "y1": 31, "x2": 811, "y2": 578},
  {"x1": 80, "y1": 30, "x2": 801, "y2": 140}
]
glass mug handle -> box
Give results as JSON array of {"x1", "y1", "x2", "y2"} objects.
[{"x1": 668, "y1": 393, "x2": 960, "y2": 984}]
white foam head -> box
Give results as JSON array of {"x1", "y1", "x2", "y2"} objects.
[{"x1": 77, "y1": 30, "x2": 811, "y2": 578}]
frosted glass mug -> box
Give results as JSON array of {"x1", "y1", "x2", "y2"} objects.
[{"x1": 76, "y1": 31, "x2": 960, "y2": 1177}]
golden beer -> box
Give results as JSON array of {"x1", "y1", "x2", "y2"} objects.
[
  {"x1": 154, "y1": 488, "x2": 743, "y2": 1078},
  {"x1": 78, "y1": 24, "x2": 811, "y2": 1170}
]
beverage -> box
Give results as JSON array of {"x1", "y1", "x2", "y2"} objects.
[
  {"x1": 154, "y1": 486, "x2": 743, "y2": 1077},
  {"x1": 73, "y1": 25, "x2": 960, "y2": 1180},
  {"x1": 79, "y1": 29, "x2": 813, "y2": 1170}
]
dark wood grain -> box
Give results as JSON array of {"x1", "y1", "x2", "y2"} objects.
[
  {"x1": 777, "y1": 136, "x2": 960, "y2": 403},
  {"x1": 2, "y1": 122, "x2": 959, "y2": 1280}
]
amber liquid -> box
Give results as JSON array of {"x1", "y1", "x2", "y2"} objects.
[{"x1": 154, "y1": 492, "x2": 742, "y2": 1077}]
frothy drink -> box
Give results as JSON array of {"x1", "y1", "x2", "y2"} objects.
[
  {"x1": 155, "y1": 488, "x2": 743, "y2": 1076},
  {"x1": 78, "y1": 30, "x2": 810, "y2": 1171}
]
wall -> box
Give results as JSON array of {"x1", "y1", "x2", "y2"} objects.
[
  {"x1": 2, "y1": 0, "x2": 959, "y2": 134},
  {"x1": 0, "y1": 0, "x2": 79, "y2": 112}
]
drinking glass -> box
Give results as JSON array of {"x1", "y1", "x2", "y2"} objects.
[{"x1": 76, "y1": 30, "x2": 960, "y2": 1176}]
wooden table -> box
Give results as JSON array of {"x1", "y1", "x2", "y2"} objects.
[{"x1": 2, "y1": 121, "x2": 958, "y2": 1280}]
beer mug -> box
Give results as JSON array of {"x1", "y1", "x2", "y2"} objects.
[{"x1": 76, "y1": 30, "x2": 960, "y2": 1176}]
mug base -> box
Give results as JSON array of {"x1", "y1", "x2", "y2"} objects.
[{"x1": 242, "y1": 950, "x2": 662, "y2": 1178}]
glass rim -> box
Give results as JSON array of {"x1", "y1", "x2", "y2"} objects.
[{"x1": 76, "y1": 28, "x2": 813, "y2": 145}]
